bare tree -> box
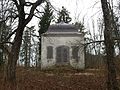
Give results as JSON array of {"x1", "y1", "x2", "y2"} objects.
[
  {"x1": 101, "y1": 0, "x2": 119, "y2": 90},
  {"x1": 2, "y1": 0, "x2": 44, "y2": 83},
  {"x1": 0, "y1": 0, "x2": 15, "y2": 66}
]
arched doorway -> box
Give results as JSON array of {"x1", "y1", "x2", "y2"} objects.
[{"x1": 56, "y1": 46, "x2": 69, "y2": 64}]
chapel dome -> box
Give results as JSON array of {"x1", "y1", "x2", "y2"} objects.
[{"x1": 47, "y1": 22, "x2": 78, "y2": 32}]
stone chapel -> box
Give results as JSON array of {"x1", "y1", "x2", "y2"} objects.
[{"x1": 41, "y1": 23, "x2": 85, "y2": 69}]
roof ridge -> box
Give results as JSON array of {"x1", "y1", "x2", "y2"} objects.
[{"x1": 47, "y1": 23, "x2": 78, "y2": 32}]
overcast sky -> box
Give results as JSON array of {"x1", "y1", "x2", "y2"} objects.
[
  {"x1": 49, "y1": 0, "x2": 101, "y2": 22},
  {"x1": 35, "y1": 0, "x2": 100, "y2": 33},
  {"x1": 29, "y1": 0, "x2": 118, "y2": 32}
]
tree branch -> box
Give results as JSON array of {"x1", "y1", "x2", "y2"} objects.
[
  {"x1": 24, "y1": 2, "x2": 34, "y2": 6},
  {"x1": 0, "y1": 42, "x2": 13, "y2": 45},
  {"x1": 25, "y1": 13, "x2": 41, "y2": 19},
  {"x1": 19, "y1": 0, "x2": 25, "y2": 5},
  {"x1": 0, "y1": 44, "x2": 11, "y2": 55},
  {"x1": 36, "y1": 8, "x2": 44, "y2": 14},
  {"x1": 12, "y1": 0, "x2": 19, "y2": 9},
  {"x1": 25, "y1": 0, "x2": 44, "y2": 25},
  {"x1": 85, "y1": 40, "x2": 104, "y2": 46},
  {"x1": 113, "y1": 37, "x2": 120, "y2": 41},
  {"x1": 5, "y1": 29, "x2": 17, "y2": 41}
]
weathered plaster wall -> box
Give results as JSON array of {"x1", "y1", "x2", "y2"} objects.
[{"x1": 41, "y1": 33, "x2": 85, "y2": 69}]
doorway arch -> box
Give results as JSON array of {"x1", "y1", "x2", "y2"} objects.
[{"x1": 56, "y1": 46, "x2": 69, "y2": 64}]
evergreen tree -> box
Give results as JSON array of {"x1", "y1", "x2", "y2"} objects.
[
  {"x1": 38, "y1": 2, "x2": 53, "y2": 34},
  {"x1": 56, "y1": 6, "x2": 72, "y2": 23},
  {"x1": 38, "y1": 1, "x2": 53, "y2": 67}
]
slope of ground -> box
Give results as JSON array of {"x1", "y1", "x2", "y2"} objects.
[{"x1": 0, "y1": 66, "x2": 107, "y2": 90}]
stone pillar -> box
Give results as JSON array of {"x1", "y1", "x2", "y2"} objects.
[
  {"x1": 53, "y1": 46, "x2": 56, "y2": 65},
  {"x1": 69, "y1": 46, "x2": 72, "y2": 65}
]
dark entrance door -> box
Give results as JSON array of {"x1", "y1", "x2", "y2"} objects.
[{"x1": 56, "y1": 46, "x2": 69, "y2": 64}]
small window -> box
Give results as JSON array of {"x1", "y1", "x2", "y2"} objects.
[
  {"x1": 47, "y1": 46, "x2": 53, "y2": 59},
  {"x1": 72, "y1": 46, "x2": 79, "y2": 62}
]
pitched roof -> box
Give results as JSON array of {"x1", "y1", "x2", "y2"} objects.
[{"x1": 47, "y1": 23, "x2": 78, "y2": 32}]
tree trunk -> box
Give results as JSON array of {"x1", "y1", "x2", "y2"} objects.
[
  {"x1": 101, "y1": 0, "x2": 119, "y2": 90},
  {"x1": 25, "y1": 36, "x2": 28, "y2": 68},
  {"x1": 5, "y1": 27, "x2": 24, "y2": 83},
  {"x1": 4, "y1": 0, "x2": 43, "y2": 85},
  {"x1": 38, "y1": 36, "x2": 42, "y2": 67},
  {"x1": 105, "y1": 30, "x2": 119, "y2": 90}
]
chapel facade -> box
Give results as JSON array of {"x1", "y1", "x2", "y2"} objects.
[{"x1": 41, "y1": 23, "x2": 85, "y2": 69}]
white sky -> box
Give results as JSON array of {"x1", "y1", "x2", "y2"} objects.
[
  {"x1": 29, "y1": 0, "x2": 102, "y2": 32},
  {"x1": 49, "y1": 0, "x2": 101, "y2": 22},
  {"x1": 29, "y1": 0, "x2": 118, "y2": 33}
]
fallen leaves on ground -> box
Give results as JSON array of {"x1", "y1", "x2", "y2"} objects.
[{"x1": 0, "y1": 67, "x2": 108, "y2": 90}]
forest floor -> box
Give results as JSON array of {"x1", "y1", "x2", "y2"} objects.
[
  {"x1": 0, "y1": 66, "x2": 107, "y2": 90},
  {"x1": 0, "y1": 64, "x2": 120, "y2": 90}
]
